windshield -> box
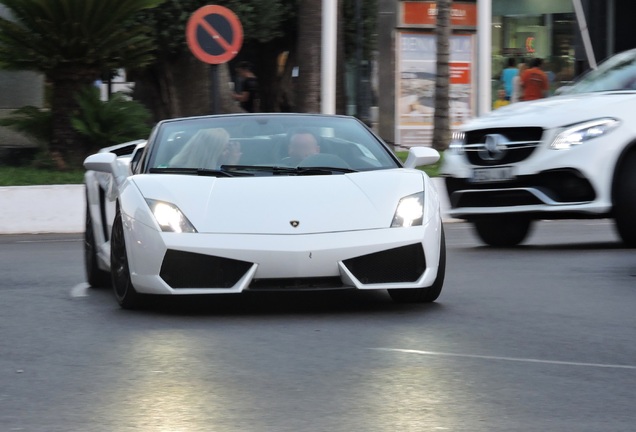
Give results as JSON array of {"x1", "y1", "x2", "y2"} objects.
[
  {"x1": 565, "y1": 50, "x2": 636, "y2": 94},
  {"x1": 144, "y1": 114, "x2": 399, "y2": 175}
]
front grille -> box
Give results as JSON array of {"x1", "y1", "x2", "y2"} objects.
[
  {"x1": 248, "y1": 277, "x2": 347, "y2": 290},
  {"x1": 464, "y1": 127, "x2": 544, "y2": 166},
  {"x1": 446, "y1": 169, "x2": 596, "y2": 208},
  {"x1": 160, "y1": 250, "x2": 252, "y2": 289},
  {"x1": 343, "y1": 244, "x2": 425, "y2": 284},
  {"x1": 454, "y1": 190, "x2": 543, "y2": 208}
]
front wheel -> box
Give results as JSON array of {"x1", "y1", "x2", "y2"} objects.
[
  {"x1": 473, "y1": 216, "x2": 532, "y2": 247},
  {"x1": 614, "y1": 152, "x2": 636, "y2": 248},
  {"x1": 111, "y1": 209, "x2": 142, "y2": 309},
  {"x1": 388, "y1": 226, "x2": 446, "y2": 303}
]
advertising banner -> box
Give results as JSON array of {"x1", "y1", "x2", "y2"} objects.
[{"x1": 397, "y1": 32, "x2": 475, "y2": 147}]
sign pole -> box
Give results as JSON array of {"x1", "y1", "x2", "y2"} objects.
[{"x1": 210, "y1": 65, "x2": 220, "y2": 114}]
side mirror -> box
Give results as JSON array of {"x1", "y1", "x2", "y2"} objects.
[
  {"x1": 84, "y1": 152, "x2": 129, "y2": 199},
  {"x1": 84, "y1": 152, "x2": 117, "y2": 174},
  {"x1": 403, "y1": 146, "x2": 440, "y2": 169}
]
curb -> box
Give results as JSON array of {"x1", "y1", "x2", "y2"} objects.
[
  {"x1": 0, "y1": 178, "x2": 458, "y2": 234},
  {"x1": 0, "y1": 184, "x2": 85, "y2": 234}
]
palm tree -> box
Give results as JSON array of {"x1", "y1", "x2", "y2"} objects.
[
  {"x1": 432, "y1": 0, "x2": 451, "y2": 152},
  {"x1": 296, "y1": 0, "x2": 322, "y2": 113},
  {"x1": 0, "y1": 0, "x2": 163, "y2": 168}
]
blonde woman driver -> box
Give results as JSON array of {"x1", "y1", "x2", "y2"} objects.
[{"x1": 169, "y1": 128, "x2": 231, "y2": 169}]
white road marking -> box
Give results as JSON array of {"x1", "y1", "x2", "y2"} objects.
[
  {"x1": 372, "y1": 348, "x2": 636, "y2": 370},
  {"x1": 70, "y1": 282, "x2": 90, "y2": 298}
]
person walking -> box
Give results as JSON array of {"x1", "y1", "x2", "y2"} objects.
[
  {"x1": 520, "y1": 58, "x2": 549, "y2": 101},
  {"x1": 511, "y1": 62, "x2": 527, "y2": 103},
  {"x1": 500, "y1": 57, "x2": 518, "y2": 101},
  {"x1": 233, "y1": 61, "x2": 259, "y2": 112}
]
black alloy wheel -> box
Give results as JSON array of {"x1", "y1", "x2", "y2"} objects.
[
  {"x1": 111, "y1": 209, "x2": 142, "y2": 309},
  {"x1": 473, "y1": 215, "x2": 532, "y2": 247},
  {"x1": 614, "y1": 151, "x2": 636, "y2": 247}
]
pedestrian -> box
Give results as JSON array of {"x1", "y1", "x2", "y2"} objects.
[
  {"x1": 493, "y1": 88, "x2": 510, "y2": 110},
  {"x1": 520, "y1": 58, "x2": 549, "y2": 101},
  {"x1": 500, "y1": 57, "x2": 518, "y2": 101},
  {"x1": 511, "y1": 61, "x2": 527, "y2": 103},
  {"x1": 233, "y1": 61, "x2": 259, "y2": 112}
]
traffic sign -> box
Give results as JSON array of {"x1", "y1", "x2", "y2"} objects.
[{"x1": 186, "y1": 5, "x2": 243, "y2": 65}]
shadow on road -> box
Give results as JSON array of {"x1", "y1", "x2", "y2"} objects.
[{"x1": 86, "y1": 287, "x2": 447, "y2": 316}]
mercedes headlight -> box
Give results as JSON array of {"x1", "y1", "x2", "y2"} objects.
[
  {"x1": 391, "y1": 192, "x2": 424, "y2": 227},
  {"x1": 146, "y1": 199, "x2": 197, "y2": 233},
  {"x1": 448, "y1": 131, "x2": 466, "y2": 154},
  {"x1": 550, "y1": 118, "x2": 619, "y2": 150}
]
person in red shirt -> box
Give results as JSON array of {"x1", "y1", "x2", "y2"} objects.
[{"x1": 520, "y1": 58, "x2": 549, "y2": 101}]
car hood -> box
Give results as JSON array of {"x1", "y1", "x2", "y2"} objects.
[
  {"x1": 464, "y1": 91, "x2": 636, "y2": 130},
  {"x1": 130, "y1": 170, "x2": 426, "y2": 234}
]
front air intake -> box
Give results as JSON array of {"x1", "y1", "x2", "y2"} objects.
[
  {"x1": 160, "y1": 250, "x2": 252, "y2": 289},
  {"x1": 343, "y1": 243, "x2": 426, "y2": 284}
]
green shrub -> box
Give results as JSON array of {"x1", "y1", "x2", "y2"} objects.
[
  {"x1": 72, "y1": 87, "x2": 152, "y2": 153},
  {"x1": 0, "y1": 106, "x2": 51, "y2": 145},
  {"x1": 0, "y1": 86, "x2": 153, "y2": 167},
  {"x1": 0, "y1": 166, "x2": 84, "y2": 186}
]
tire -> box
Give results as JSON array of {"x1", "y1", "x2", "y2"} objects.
[
  {"x1": 388, "y1": 226, "x2": 446, "y2": 303},
  {"x1": 614, "y1": 151, "x2": 636, "y2": 248},
  {"x1": 110, "y1": 209, "x2": 142, "y2": 309},
  {"x1": 473, "y1": 216, "x2": 532, "y2": 247},
  {"x1": 85, "y1": 201, "x2": 110, "y2": 287}
]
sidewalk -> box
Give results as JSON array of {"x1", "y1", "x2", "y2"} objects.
[{"x1": 0, "y1": 179, "x2": 456, "y2": 234}]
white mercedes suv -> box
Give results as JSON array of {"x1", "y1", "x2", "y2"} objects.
[{"x1": 441, "y1": 49, "x2": 636, "y2": 247}]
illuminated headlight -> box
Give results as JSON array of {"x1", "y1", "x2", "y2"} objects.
[
  {"x1": 146, "y1": 199, "x2": 197, "y2": 233},
  {"x1": 550, "y1": 118, "x2": 619, "y2": 150},
  {"x1": 449, "y1": 131, "x2": 466, "y2": 154},
  {"x1": 391, "y1": 192, "x2": 424, "y2": 227}
]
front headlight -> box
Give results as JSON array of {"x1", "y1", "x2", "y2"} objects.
[
  {"x1": 448, "y1": 131, "x2": 466, "y2": 154},
  {"x1": 550, "y1": 118, "x2": 619, "y2": 150},
  {"x1": 145, "y1": 199, "x2": 197, "y2": 233},
  {"x1": 391, "y1": 192, "x2": 424, "y2": 227}
]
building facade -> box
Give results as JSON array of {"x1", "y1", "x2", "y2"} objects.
[
  {"x1": 377, "y1": 0, "x2": 636, "y2": 145},
  {"x1": 0, "y1": 5, "x2": 44, "y2": 151}
]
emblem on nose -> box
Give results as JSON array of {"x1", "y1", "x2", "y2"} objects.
[
  {"x1": 290, "y1": 220, "x2": 300, "y2": 228},
  {"x1": 479, "y1": 134, "x2": 508, "y2": 161}
]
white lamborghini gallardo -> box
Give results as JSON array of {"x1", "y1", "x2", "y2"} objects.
[{"x1": 84, "y1": 113, "x2": 445, "y2": 309}]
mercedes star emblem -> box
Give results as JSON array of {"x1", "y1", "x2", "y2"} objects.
[{"x1": 479, "y1": 133, "x2": 508, "y2": 161}]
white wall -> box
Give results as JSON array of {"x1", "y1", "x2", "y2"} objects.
[{"x1": 0, "y1": 185, "x2": 85, "y2": 234}]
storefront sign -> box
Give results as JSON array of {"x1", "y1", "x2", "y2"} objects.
[{"x1": 401, "y1": 2, "x2": 477, "y2": 29}]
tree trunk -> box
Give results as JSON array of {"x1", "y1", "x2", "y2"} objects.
[
  {"x1": 336, "y1": 0, "x2": 347, "y2": 115},
  {"x1": 48, "y1": 68, "x2": 98, "y2": 169},
  {"x1": 296, "y1": 0, "x2": 323, "y2": 113},
  {"x1": 433, "y1": 0, "x2": 451, "y2": 152},
  {"x1": 134, "y1": 53, "x2": 245, "y2": 122}
]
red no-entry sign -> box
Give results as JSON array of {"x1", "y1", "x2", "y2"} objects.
[{"x1": 186, "y1": 5, "x2": 243, "y2": 65}]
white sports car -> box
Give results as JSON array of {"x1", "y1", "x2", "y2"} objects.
[{"x1": 84, "y1": 113, "x2": 445, "y2": 309}]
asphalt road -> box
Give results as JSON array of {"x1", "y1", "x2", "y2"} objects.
[{"x1": 1, "y1": 220, "x2": 635, "y2": 432}]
